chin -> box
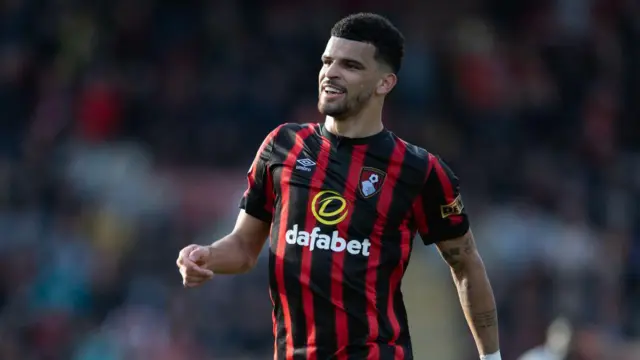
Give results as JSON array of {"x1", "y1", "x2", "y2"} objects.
[
  {"x1": 320, "y1": 110, "x2": 348, "y2": 119},
  {"x1": 318, "y1": 104, "x2": 348, "y2": 118}
]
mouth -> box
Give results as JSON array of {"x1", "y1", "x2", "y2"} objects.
[{"x1": 321, "y1": 84, "x2": 346, "y2": 100}]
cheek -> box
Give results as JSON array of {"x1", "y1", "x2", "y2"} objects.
[{"x1": 352, "y1": 80, "x2": 373, "y2": 96}]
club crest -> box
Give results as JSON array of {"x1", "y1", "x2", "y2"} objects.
[{"x1": 358, "y1": 167, "x2": 386, "y2": 198}]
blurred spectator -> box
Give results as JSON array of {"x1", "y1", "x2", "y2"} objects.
[{"x1": 518, "y1": 317, "x2": 573, "y2": 360}]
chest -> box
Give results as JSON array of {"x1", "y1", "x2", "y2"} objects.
[{"x1": 270, "y1": 144, "x2": 422, "y2": 232}]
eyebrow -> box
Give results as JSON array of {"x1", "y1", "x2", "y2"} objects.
[{"x1": 321, "y1": 55, "x2": 366, "y2": 67}]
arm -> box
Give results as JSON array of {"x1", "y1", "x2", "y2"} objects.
[
  {"x1": 177, "y1": 211, "x2": 269, "y2": 284},
  {"x1": 203, "y1": 210, "x2": 270, "y2": 274},
  {"x1": 202, "y1": 125, "x2": 281, "y2": 273},
  {"x1": 178, "y1": 126, "x2": 280, "y2": 283},
  {"x1": 204, "y1": 125, "x2": 282, "y2": 273},
  {"x1": 436, "y1": 230, "x2": 499, "y2": 356},
  {"x1": 413, "y1": 154, "x2": 500, "y2": 358}
]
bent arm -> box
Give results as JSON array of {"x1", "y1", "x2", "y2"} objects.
[
  {"x1": 436, "y1": 230, "x2": 499, "y2": 356},
  {"x1": 205, "y1": 210, "x2": 270, "y2": 274}
]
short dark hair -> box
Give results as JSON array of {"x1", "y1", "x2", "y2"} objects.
[{"x1": 330, "y1": 13, "x2": 405, "y2": 73}]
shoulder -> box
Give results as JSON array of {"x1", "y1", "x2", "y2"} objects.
[
  {"x1": 389, "y1": 132, "x2": 438, "y2": 177},
  {"x1": 268, "y1": 123, "x2": 319, "y2": 144}
]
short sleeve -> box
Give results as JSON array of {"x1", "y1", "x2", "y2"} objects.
[
  {"x1": 412, "y1": 154, "x2": 470, "y2": 245},
  {"x1": 239, "y1": 126, "x2": 281, "y2": 223}
]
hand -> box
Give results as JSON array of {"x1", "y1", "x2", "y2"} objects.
[{"x1": 176, "y1": 244, "x2": 215, "y2": 287}]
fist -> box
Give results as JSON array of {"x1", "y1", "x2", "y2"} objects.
[{"x1": 176, "y1": 244, "x2": 214, "y2": 287}]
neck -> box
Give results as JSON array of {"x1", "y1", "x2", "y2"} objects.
[{"x1": 324, "y1": 105, "x2": 384, "y2": 138}]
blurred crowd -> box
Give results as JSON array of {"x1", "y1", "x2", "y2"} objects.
[{"x1": 0, "y1": 0, "x2": 639, "y2": 359}]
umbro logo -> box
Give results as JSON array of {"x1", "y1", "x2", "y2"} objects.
[{"x1": 296, "y1": 158, "x2": 316, "y2": 172}]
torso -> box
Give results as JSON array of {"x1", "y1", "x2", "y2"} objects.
[{"x1": 266, "y1": 123, "x2": 431, "y2": 360}]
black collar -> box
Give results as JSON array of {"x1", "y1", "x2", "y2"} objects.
[{"x1": 320, "y1": 123, "x2": 390, "y2": 146}]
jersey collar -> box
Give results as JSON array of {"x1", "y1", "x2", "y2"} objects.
[{"x1": 320, "y1": 123, "x2": 390, "y2": 146}]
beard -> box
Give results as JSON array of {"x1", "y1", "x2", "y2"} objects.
[{"x1": 317, "y1": 88, "x2": 374, "y2": 119}]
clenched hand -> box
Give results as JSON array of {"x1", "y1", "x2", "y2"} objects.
[{"x1": 176, "y1": 244, "x2": 215, "y2": 287}]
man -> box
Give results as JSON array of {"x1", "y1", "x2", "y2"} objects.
[{"x1": 177, "y1": 13, "x2": 501, "y2": 360}]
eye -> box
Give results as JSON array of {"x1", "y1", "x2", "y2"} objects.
[{"x1": 345, "y1": 61, "x2": 363, "y2": 70}]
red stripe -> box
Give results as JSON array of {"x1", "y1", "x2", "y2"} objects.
[
  {"x1": 411, "y1": 156, "x2": 435, "y2": 237},
  {"x1": 244, "y1": 124, "x2": 283, "y2": 213},
  {"x1": 244, "y1": 124, "x2": 281, "y2": 197},
  {"x1": 270, "y1": 289, "x2": 277, "y2": 360},
  {"x1": 366, "y1": 140, "x2": 407, "y2": 360},
  {"x1": 332, "y1": 144, "x2": 369, "y2": 359},
  {"x1": 389, "y1": 211, "x2": 412, "y2": 360},
  {"x1": 276, "y1": 125, "x2": 315, "y2": 360},
  {"x1": 265, "y1": 165, "x2": 275, "y2": 212},
  {"x1": 412, "y1": 196, "x2": 429, "y2": 236},
  {"x1": 431, "y1": 154, "x2": 462, "y2": 226},
  {"x1": 300, "y1": 125, "x2": 331, "y2": 360}
]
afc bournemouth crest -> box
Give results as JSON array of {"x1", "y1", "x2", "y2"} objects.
[{"x1": 358, "y1": 167, "x2": 386, "y2": 198}]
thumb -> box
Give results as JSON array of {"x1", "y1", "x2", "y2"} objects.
[{"x1": 188, "y1": 246, "x2": 210, "y2": 263}]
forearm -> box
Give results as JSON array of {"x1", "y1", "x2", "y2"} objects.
[
  {"x1": 205, "y1": 233, "x2": 258, "y2": 274},
  {"x1": 451, "y1": 258, "x2": 499, "y2": 355}
]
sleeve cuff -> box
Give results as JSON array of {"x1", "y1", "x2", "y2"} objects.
[
  {"x1": 239, "y1": 198, "x2": 272, "y2": 223},
  {"x1": 421, "y1": 218, "x2": 470, "y2": 245}
]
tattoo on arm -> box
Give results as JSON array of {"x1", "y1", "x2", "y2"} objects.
[
  {"x1": 463, "y1": 236, "x2": 473, "y2": 254},
  {"x1": 441, "y1": 247, "x2": 462, "y2": 269},
  {"x1": 439, "y1": 232, "x2": 475, "y2": 272},
  {"x1": 439, "y1": 231, "x2": 499, "y2": 353},
  {"x1": 471, "y1": 309, "x2": 498, "y2": 329},
  {"x1": 459, "y1": 278, "x2": 472, "y2": 306}
]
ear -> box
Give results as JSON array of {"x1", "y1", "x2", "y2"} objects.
[{"x1": 376, "y1": 73, "x2": 397, "y2": 96}]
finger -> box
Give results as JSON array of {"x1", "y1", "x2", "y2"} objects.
[
  {"x1": 185, "y1": 273, "x2": 213, "y2": 284},
  {"x1": 178, "y1": 264, "x2": 199, "y2": 280},
  {"x1": 180, "y1": 269, "x2": 212, "y2": 286},
  {"x1": 177, "y1": 255, "x2": 197, "y2": 269},
  {"x1": 184, "y1": 264, "x2": 213, "y2": 277},
  {"x1": 176, "y1": 245, "x2": 200, "y2": 267},
  {"x1": 183, "y1": 274, "x2": 213, "y2": 287},
  {"x1": 188, "y1": 247, "x2": 209, "y2": 263},
  {"x1": 180, "y1": 262, "x2": 214, "y2": 277}
]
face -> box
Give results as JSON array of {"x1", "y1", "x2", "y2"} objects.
[{"x1": 318, "y1": 36, "x2": 396, "y2": 119}]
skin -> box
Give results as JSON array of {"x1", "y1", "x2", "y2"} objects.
[
  {"x1": 176, "y1": 35, "x2": 500, "y2": 357},
  {"x1": 436, "y1": 231, "x2": 500, "y2": 355},
  {"x1": 318, "y1": 36, "x2": 396, "y2": 138}
]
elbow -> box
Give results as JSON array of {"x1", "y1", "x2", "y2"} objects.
[
  {"x1": 224, "y1": 218, "x2": 269, "y2": 274},
  {"x1": 234, "y1": 234, "x2": 261, "y2": 273},
  {"x1": 241, "y1": 255, "x2": 259, "y2": 273}
]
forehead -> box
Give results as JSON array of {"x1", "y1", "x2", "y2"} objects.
[{"x1": 323, "y1": 36, "x2": 377, "y2": 64}]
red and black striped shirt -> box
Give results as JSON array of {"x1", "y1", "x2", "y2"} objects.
[{"x1": 240, "y1": 123, "x2": 470, "y2": 360}]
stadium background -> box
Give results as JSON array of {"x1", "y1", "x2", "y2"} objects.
[{"x1": 0, "y1": 0, "x2": 639, "y2": 359}]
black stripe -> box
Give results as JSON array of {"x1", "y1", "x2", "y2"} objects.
[
  {"x1": 342, "y1": 138, "x2": 397, "y2": 357},
  {"x1": 375, "y1": 145, "x2": 415, "y2": 350},
  {"x1": 284, "y1": 125, "x2": 325, "y2": 360},
  {"x1": 378, "y1": 345, "x2": 397, "y2": 360},
  {"x1": 270, "y1": 124, "x2": 306, "y2": 360},
  {"x1": 311, "y1": 140, "x2": 353, "y2": 359}
]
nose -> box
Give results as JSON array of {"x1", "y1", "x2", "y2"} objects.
[{"x1": 324, "y1": 62, "x2": 341, "y2": 79}]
